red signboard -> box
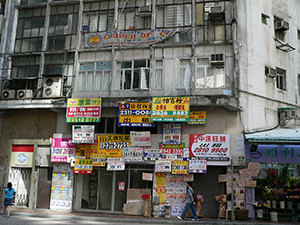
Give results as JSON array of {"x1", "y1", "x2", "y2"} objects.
[
  {"x1": 12, "y1": 145, "x2": 34, "y2": 152},
  {"x1": 67, "y1": 106, "x2": 101, "y2": 118},
  {"x1": 118, "y1": 181, "x2": 125, "y2": 191}
]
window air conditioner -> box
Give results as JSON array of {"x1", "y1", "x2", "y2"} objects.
[
  {"x1": 265, "y1": 67, "x2": 276, "y2": 77},
  {"x1": 1, "y1": 90, "x2": 15, "y2": 99},
  {"x1": 17, "y1": 89, "x2": 33, "y2": 99},
  {"x1": 43, "y1": 76, "x2": 62, "y2": 98},
  {"x1": 138, "y1": 5, "x2": 152, "y2": 17},
  {"x1": 140, "y1": 67, "x2": 150, "y2": 89},
  {"x1": 210, "y1": 54, "x2": 224, "y2": 65},
  {"x1": 275, "y1": 20, "x2": 289, "y2": 31},
  {"x1": 209, "y1": 6, "x2": 223, "y2": 14}
]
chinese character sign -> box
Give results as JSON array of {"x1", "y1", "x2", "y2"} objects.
[
  {"x1": 162, "y1": 122, "x2": 181, "y2": 144},
  {"x1": 245, "y1": 143, "x2": 300, "y2": 163},
  {"x1": 187, "y1": 111, "x2": 207, "y2": 125},
  {"x1": 151, "y1": 96, "x2": 190, "y2": 122},
  {"x1": 66, "y1": 98, "x2": 102, "y2": 123},
  {"x1": 74, "y1": 159, "x2": 93, "y2": 174},
  {"x1": 72, "y1": 125, "x2": 95, "y2": 143},
  {"x1": 98, "y1": 134, "x2": 130, "y2": 158},
  {"x1": 189, "y1": 134, "x2": 230, "y2": 160},
  {"x1": 172, "y1": 161, "x2": 189, "y2": 174},
  {"x1": 51, "y1": 138, "x2": 76, "y2": 163},
  {"x1": 189, "y1": 159, "x2": 207, "y2": 173},
  {"x1": 118, "y1": 102, "x2": 154, "y2": 127}
]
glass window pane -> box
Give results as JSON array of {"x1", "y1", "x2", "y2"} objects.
[
  {"x1": 197, "y1": 58, "x2": 209, "y2": 65},
  {"x1": 99, "y1": 12, "x2": 107, "y2": 31},
  {"x1": 86, "y1": 71, "x2": 94, "y2": 90},
  {"x1": 196, "y1": 67, "x2": 205, "y2": 88},
  {"x1": 178, "y1": 68, "x2": 185, "y2": 88},
  {"x1": 124, "y1": 70, "x2": 132, "y2": 89},
  {"x1": 103, "y1": 71, "x2": 110, "y2": 90},
  {"x1": 215, "y1": 67, "x2": 225, "y2": 87},
  {"x1": 206, "y1": 67, "x2": 214, "y2": 87},
  {"x1": 133, "y1": 69, "x2": 140, "y2": 89},
  {"x1": 154, "y1": 69, "x2": 163, "y2": 89},
  {"x1": 95, "y1": 71, "x2": 102, "y2": 90},
  {"x1": 90, "y1": 13, "x2": 99, "y2": 32},
  {"x1": 184, "y1": 5, "x2": 192, "y2": 26}
]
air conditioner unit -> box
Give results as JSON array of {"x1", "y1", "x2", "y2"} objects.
[
  {"x1": 265, "y1": 67, "x2": 276, "y2": 77},
  {"x1": 211, "y1": 54, "x2": 224, "y2": 65},
  {"x1": 140, "y1": 67, "x2": 149, "y2": 89},
  {"x1": 209, "y1": 6, "x2": 223, "y2": 14},
  {"x1": 2, "y1": 90, "x2": 15, "y2": 99},
  {"x1": 138, "y1": 5, "x2": 152, "y2": 17},
  {"x1": 43, "y1": 76, "x2": 62, "y2": 98},
  {"x1": 275, "y1": 20, "x2": 289, "y2": 31},
  {"x1": 17, "y1": 89, "x2": 33, "y2": 99}
]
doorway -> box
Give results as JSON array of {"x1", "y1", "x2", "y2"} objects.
[{"x1": 36, "y1": 167, "x2": 53, "y2": 208}]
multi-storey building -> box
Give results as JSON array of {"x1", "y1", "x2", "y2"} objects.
[{"x1": 0, "y1": 0, "x2": 299, "y2": 219}]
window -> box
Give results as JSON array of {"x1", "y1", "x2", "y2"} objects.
[
  {"x1": 15, "y1": 8, "x2": 46, "y2": 53},
  {"x1": 44, "y1": 53, "x2": 75, "y2": 92},
  {"x1": 298, "y1": 30, "x2": 300, "y2": 40},
  {"x1": 276, "y1": 68, "x2": 286, "y2": 91},
  {"x1": 196, "y1": 57, "x2": 225, "y2": 88},
  {"x1": 116, "y1": 60, "x2": 149, "y2": 90},
  {"x1": 21, "y1": 0, "x2": 47, "y2": 5},
  {"x1": 78, "y1": 62, "x2": 111, "y2": 91},
  {"x1": 261, "y1": 13, "x2": 269, "y2": 25},
  {"x1": 11, "y1": 55, "x2": 40, "y2": 78},
  {"x1": 48, "y1": 5, "x2": 78, "y2": 50},
  {"x1": 83, "y1": 1, "x2": 114, "y2": 32},
  {"x1": 274, "y1": 17, "x2": 288, "y2": 41},
  {"x1": 177, "y1": 59, "x2": 190, "y2": 89},
  {"x1": 154, "y1": 60, "x2": 164, "y2": 89}
]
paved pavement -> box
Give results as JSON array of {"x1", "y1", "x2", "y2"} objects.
[{"x1": 1, "y1": 207, "x2": 299, "y2": 225}]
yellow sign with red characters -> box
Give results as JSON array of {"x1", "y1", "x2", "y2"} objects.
[
  {"x1": 187, "y1": 111, "x2": 207, "y2": 124},
  {"x1": 98, "y1": 135, "x2": 130, "y2": 158},
  {"x1": 74, "y1": 159, "x2": 93, "y2": 174}
]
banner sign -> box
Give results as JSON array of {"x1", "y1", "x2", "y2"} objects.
[
  {"x1": 160, "y1": 148, "x2": 183, "y2": 161},
  {"x1": 144, "y1": 149, "x2": 161, "y2": 160},
  {"x1": 107, "y1": 158, "x2": 125, "y2": 171},
  {"x1": 85, "y1": 29, "x2": 174, "y2": 48},
  {"x1": 190, "y1": 134, "x2": 230, "y2": 161},
  {"x1": 162, "y1": 122, "x2": 181, "y2": 144},
  {"x1": 155, "y1": 160, "x2": 172, "y2": 172},
  {"x1": 159, "y1": 143, "x2": 185, "y2": 148},
  {"x1": 130, "y1": 131, "x2": 151, "y2": 146},
  {"x1": 91, "y1": 153, "x2": 106, "y2": 166},
  {"x1": 245, "y1": 143, "x2": 300, "y2": 163},
  {"x1": 122, "y1": 147, "x2": 144, "y2": 162},
  {"x1": 51, "y1": 138, "x2": 76, "y2": 163},
  {"x1": 72, "y1": 125, "x2": 95, "y2": 143},
  {"x1": 11, "y1": 145, "x2": 34, "y2": 168},
  {"x1": 74, "y1": 159, "x2": 93, "y2": 174},
  {"x1": 118, "y1": 102, "x2": 154, "y2": 127},
  {"x1": 151, "y1": 96, "x2": 190, "y2": 122},
  {"x1": 172, "y1": 161, "x2": 189, "y2": 174},
  {"x1": 66, "y1": 98, "x2": 101, "y2": 123},
  {"x1": 187, "y1": 111, "x2": 207, "y2": 125},
  {"x1": 75, "y1": 141, "x2": 98, "y2": 158},
  {"x1": 98, "y1": 134, "x2": 130, "y2": 158},
  {"x1": 189, "y1": 159, "x2": 207, "y2": 173}
]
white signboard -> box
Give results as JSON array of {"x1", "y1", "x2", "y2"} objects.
[
  {"x1": 189, "y1": 159, "x2": 207, "y2": 173},
  {"x1": 107, "y1": 158, "x2": 125, "y2": 171},
  {"x1": 162, "y1": 123, "x2": 181, "y2": 144},
  {"x1": 130, "y1": 131, "x2": 151, "y2": 146},
  {"x1": 122, "y1": 147, "x2": 143, "y2": 162},
  {"x1": 155, "y1": 160, "x2": 172, "y2": 172},
  {"x1": 144, "y1": 149, "x2": 161, "y2": 160},
  {"x1": 72, "y1": 125, "x2": 95, "y2": 143}
]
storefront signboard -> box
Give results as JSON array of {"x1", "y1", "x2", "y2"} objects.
[
  {"x1": 66, "y1": 98, "x2": 102, "y2": 123},
  {"x1": 144, "y1": 149, "x2": 161, "y2": 161},
  {"x1": 98, "y1": 134, "x2": 130, "y2": 158},
  {"x1": 245, "y1": 143, "x2": 300, "y2": 163},
  {"x1": 119, "y1": 181, "x2": 125, "y2": 191},
  {"x1": 11, "y1": 145, "x2": 34, "y2": 168},
  {"x1": 107, "y1": 158, "x2": 125, "y2": 171},
  {"x1": 172, "y1": 161, "x2": 189, "y2": 174},
  {"x1": 91, "y1": 153, "x2": 106, "y2": 166},
  {"x1": 187, "y1": 111, "x2": 207, "y2": 125},
  {"x1": 130, "y1": 131, "x2": 151, "y2": 146},
  {"x1": 189, "y1": 134, "x2": 230, "y2": 161},
  {"x1": 74, "y1": 159, "x2": 93, "y2": 174},
  {"x1": 151, "y1": 96, "x2": 190, "y2": 122},
  {"x1": 160, "y1": 148, "x2": 183, "y2": 161},
  {"x1": 118, "y1": 102, "x2": 154, "y2": 127},
  {"x1": 162, "y1": 122, "x2": 181, "y2": 144},
  {"x1": 75, "y1": 141, "x2": 98, "y2": 158},
  {"x1": 189, "y1": 159, "x2": 207, "y2": 173},
  {"x1": 122, "y1": 147, "x2": 143, "y2": 162},
  {"x1": 51, "y1": 138, "x2": 76, "y2": 163},
  {"x1": 72, "y1": 125, "x2": 95, "y2": 143},
  {"x1": 155, "y1": 160, "x2": 172, "y2": 172}
]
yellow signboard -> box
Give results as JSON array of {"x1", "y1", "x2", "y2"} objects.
[
  {"x1": 188, "y1": 111, "x2": 207, "y2": 124},
  {"x1": 98, "y1": 135, "x2": 130, "y2": 158},
  {"x1": 91, "y1": 153, "x2": 106, "y2": 166},
  {"x1": 151, "y1": 96, "x2": 190, "y2": 122},
  {"x1": 75, "y1": 142, "x2": 98, "y2": 158},
  {"x1": 74, "y1": 159, "x2": 93, "y2": 174},
  {"x1": 172, "y1": 161, "x2": 189, "y2": 174}
]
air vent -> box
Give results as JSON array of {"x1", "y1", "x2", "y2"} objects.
[
  {"x1": 43, "y1": 76, "x2": 62, "y2": 98},
  {"x1": 275, "y1": 20, "x2": 289, "y2": 32},
  {"x1": 211, "y1": 54, "x2": 224, "y2": 65},
  {"x1": 17, "y1": 89, "x2": 33, "y2": 99},
  {"x1": 138, "y1": 5, "x2": 151, "y2": 17},
  {"x1": 1, "y1": 90, "x2": 15, "y2": 99},
  {"x1": 209, "y1": 6, "x2": 223, "y2": 14},
  {"x1": 265, "y1": 67, "x2": 276, "y2": 77}
]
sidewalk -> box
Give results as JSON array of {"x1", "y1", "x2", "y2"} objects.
[{"x1": 5, "y1": 207, "x2": 298, "y2": 225}]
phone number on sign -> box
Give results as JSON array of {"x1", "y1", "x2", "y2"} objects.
[{"x1": 194, "y1": 147, "x2": 228, "y2": 153}]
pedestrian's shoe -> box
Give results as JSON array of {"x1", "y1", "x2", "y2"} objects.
[
  {"x1": 192, "y1": 218, "x2": 198, "y2": 220},
  {"x1": 177, "y1": 216, "x2": 183, "y2": 220}
]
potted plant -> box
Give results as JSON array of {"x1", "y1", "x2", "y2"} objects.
[
  {"x1": 234, "y1": 207, "x2": 249, "y2": 220},
  {"x1": 252, "y1": 200, "x2": 267, "y2": 218}
]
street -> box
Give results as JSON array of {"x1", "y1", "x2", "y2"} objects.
[{"x1": 0, "y1": 215, "x2": 159, "y2": 225}]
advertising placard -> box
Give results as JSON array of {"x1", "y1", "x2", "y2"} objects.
[
  {"x1": 160, "y1": 148, "x2": 183, "y2": 161},
  {"x1": 190, "y1": 134, "x2": 230, "y2": 161},
  {"x1": 11, "y1": 145, "x2": 34, "y2": 168},
  {"x1": 119, "y1": 181, "x2": 125, "y2": 191},
  {"x1": 107, "y1": 158, "x2": 125, "y2": 171},
  {"x1": 130, "y1": 131, "x2": 151, "y2": 146},
  {"x1": 159, "y1": 143, "x2": 185, "y2": 148},
  {"x1": 75, "y1": 141, "x2": 98, "y2": 158},
  {"x1": 172, "y1": 161, "x2": 189, "y2": 174},
  {"x1": 91, "y1": 153, "x2": 106, "y2": 166},
  {"x1": 155, "y1": 160, "x2": 172, "y2": 172},
  {"x1": 72, "y1": 125, "x2": 95, "y2": 143},
  {"x1": 98, "y1": 134, "x2": 130, "y2": 158},
  {"x1": 51, "y1": 138, "x2": 76, "y2": 163},
  {"x1": 122, "y1": 147, "x2": 143, "y2": 162},
  {"x1": 151, "y1": 96, "x2": 190, "y2": 122},
  {"x1": 118, "y1": 102, "x2": 154, "y2": 127},
  {"x1": 144, "y1": 149, "x2": 161, "y2": 161},
  {"x1": 74, "y1": 159, "x2": 93, "y2": 174},
  {"x1": 162, "y1": 123, "x2": 181, "y2": 144},
  {"x1": 142, "y1": 173, "x2": 153, "y2": 181},
  {"x1": 66, "y1": 98, "x2": 102, "y2": 123},
  {"x1": 187, "y1": 111, "x2": 207, "y2": 125},
  {"x1": 189, "y1": 159, "x2": 207, "y2": 173}
]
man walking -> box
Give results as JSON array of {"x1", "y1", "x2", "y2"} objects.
[{"x1": 177, "y1": 182, "x2": 198, "y2": 220}]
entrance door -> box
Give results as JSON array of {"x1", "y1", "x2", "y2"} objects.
[
  {"x1": 37, "y1": 167, "x2": 52, "y2": 208},
  {"x1": 9, "y1": 168, "x2": 31, "y2": 207}
]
